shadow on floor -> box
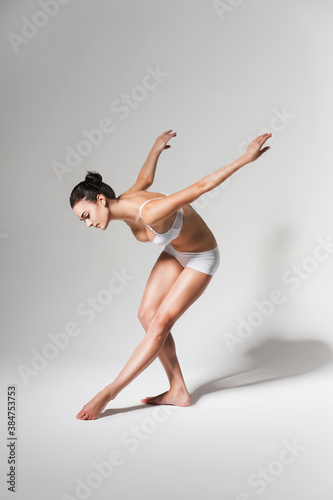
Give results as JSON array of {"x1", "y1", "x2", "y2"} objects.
[
  {"x1": 190, "y1": 336, "x2": 333, "y2": 405},
  {"x1": 98, "y1": 404, "x2": 144, "y2": 418}
]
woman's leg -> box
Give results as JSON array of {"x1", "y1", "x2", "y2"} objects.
[
  {"x1": 76, "y1": 263, "x2": 212, "y2": 420},
  {"x1": 140, "y1": 332, "x2": 191, "y2": 406},
  {"x1": 76, "y1": 251, "x2": 184, "y2": 420},
  {"x1": 137, "y1": 252, "x2": 191, "y2": 406}
]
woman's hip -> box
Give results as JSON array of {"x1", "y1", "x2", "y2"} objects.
[{"x1": 163, "y1": 244, "x2": 220, "y2": 276}]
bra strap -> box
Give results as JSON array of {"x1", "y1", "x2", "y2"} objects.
[{"x1": 139, "y1": 197, "x2": 163, "y2": 221}]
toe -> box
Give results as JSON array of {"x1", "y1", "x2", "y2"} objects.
[
  {"x1": 77, "y1": 412, "x2": 88, "y2": 420},
  {"x1": 144, "y1": 396, "x2": 157, "y2": 405}
]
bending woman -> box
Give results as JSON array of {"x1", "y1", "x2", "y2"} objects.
[{"x1": 70, "y1": 129, "x2": 271, "y2": 420}]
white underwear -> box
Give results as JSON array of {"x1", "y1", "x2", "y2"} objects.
[{"x1": 163, "y1": 244, "x2": 220, "y2": 276}]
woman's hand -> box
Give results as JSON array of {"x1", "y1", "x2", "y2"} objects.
[
  {"x1": 151, "y1": 129, "x2": 177, "y2": 155},
  {"x1": 242, "y1": 133, "x2": 272, "y2": 163}
]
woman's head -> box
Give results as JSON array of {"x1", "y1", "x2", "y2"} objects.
[{"x1": 70, "y1": 171, "x2": 116, "y2": 230}]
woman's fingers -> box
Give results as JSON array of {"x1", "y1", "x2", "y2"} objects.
[
  {"x1": 258, "y1": 132, "x2": 272, "y2": 144},
  {"x1": 161, "y1": 129, "x2": 176, "y2": 137},
  {"x1": 162, "y1": 132, "x2": 176, "y2": 144},
  {"x1": 153, "y1": 130, "x2": 177, "y2": 153}
]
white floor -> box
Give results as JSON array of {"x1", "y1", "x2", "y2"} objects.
[{"x1": 2, "y1": 332, "x2": 333, "y2": 500}]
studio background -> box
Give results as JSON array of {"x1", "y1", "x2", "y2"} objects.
[{"x1": 1, "y1": 1, "x2": 332, "y2": 499}]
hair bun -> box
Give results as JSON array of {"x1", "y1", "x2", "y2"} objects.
[{"x1": 85, "y1": 171, "x2": 102, "y2": 187}]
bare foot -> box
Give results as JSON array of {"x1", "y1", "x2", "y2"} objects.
[
  {"x1": 140, "y1": 387, "x2": 191, "y2": 407},
  {"x1": 76, "y1": 388, "x2": 112, "y2": 420}
]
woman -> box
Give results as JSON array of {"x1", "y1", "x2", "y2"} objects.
[{"x1": 70, "y1": 129, "x2": 271, "y2": 420}]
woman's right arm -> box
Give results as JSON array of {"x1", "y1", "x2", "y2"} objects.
[
  {"x1": 139, "y1": 130, "x2": 176, "y2": 182},
  {"x1": 140, "y1": 133, "x2": 272, "y2": 226}
]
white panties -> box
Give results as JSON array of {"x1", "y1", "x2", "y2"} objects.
[{"x1": 163, "y1": 244, "x2": 220, "y2": 276}]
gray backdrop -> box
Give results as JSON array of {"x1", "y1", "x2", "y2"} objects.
[{"x1": 1, "y1": 1, "x2": 333, "y2": 499}]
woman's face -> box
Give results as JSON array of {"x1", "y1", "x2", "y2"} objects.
[{"x1": 73, "y1": 195, "x2": 110, "y2": 230}]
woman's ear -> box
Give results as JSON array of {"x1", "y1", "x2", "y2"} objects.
[{"x1": 97, "y1": 194, "x2": 106, "y2": 206}]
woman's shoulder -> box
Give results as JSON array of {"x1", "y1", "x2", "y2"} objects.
[
  {"x1": 117, "y1": 190, "x2": 168, "y2": 222},
  {"x1": 118, "y1": 190, "x2": 167, "y2": 202}
]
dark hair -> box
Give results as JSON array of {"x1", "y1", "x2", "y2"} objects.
[{"x1": 69, "y1": 171, "x2": 116, "y2": 208}]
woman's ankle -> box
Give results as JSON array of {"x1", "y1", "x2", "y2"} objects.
[{"x1": 102, "y1": 384, "x2": 118, "y2": 400}]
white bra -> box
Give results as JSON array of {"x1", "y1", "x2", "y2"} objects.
[{"x1": 139, "y1": 193, "x2": 183, "y2": 245}]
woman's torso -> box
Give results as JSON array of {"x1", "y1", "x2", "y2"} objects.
[{"x1": 118, "y1": 190, "x2": 218, "y2": 252}]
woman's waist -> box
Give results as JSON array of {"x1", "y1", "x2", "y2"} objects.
[
  {"x1": 171, "y1": 207, "x2": 217, "y2": 251},
  {"x1": 168, "y1": 234, "x2": 218, "y2": 253}
]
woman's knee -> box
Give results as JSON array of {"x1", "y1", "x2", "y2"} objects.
[
  {"x1": 147, "y1": 313, "x2": 173, "y2": 340},
  {"x1": 137, "y1": 307, "x2": 156, "y2": 330}
]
